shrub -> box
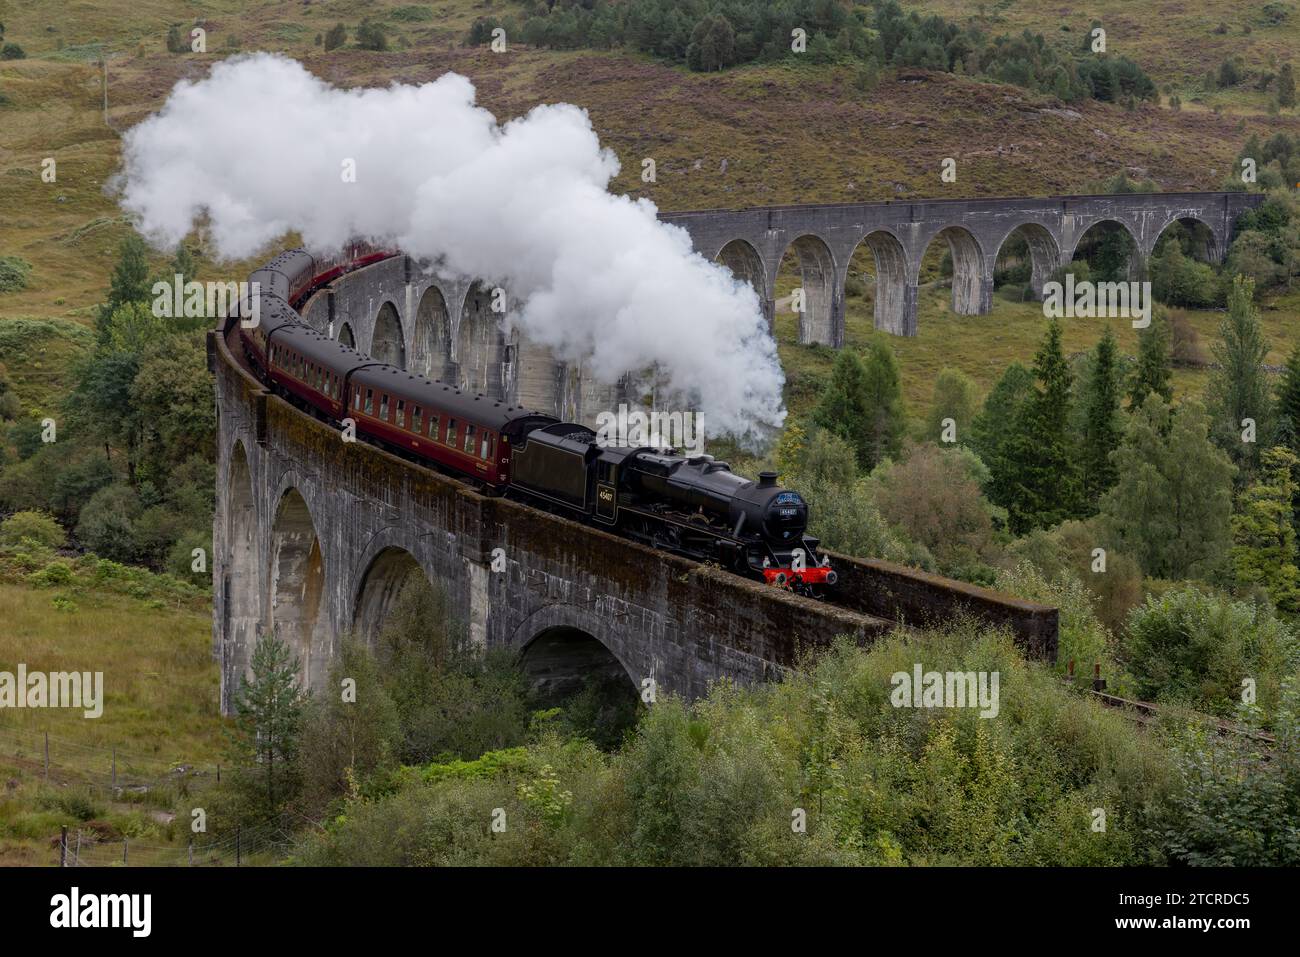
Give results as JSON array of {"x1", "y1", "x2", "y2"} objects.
[
  {"x1": 869, "y1": 442, "x2": 997, "y2": 577},
  {"x1": 355, "y1": 18, "x2": 388, "y2": 52},
  {"x1": 166, "y1": 529, "x2": 211, "y2": 585},
  {"x1": 996, "y1": 560, "x2": 1122, "y2": 690},
  {"x1": 74, "y1": 482, "x2": 142, "y2": 564},
  {"x1": 1124, "y1": 587, "x2": 1298, "y2": 718},
  {"x1": 0, "y1": 255, "x2": 32, "y2": 292},
  {"x1": 0, "y1": 510, "x2": 64, "y2": 549},
  {"x1": 0, "y1": 43, "x2": 25, "y2": 60},
  {"x1": 27, "y1": 559, "x2": 74, "y2": 588},
  {"x1": 297, "y1": 625, "x2": 1176, "y2": 866},
  {"x1": 324, "y1": 23, "x2": 347, "y2": 51},
  {"x1": 1157, "y1": 680, "x2": 1300, "y2": 865}
]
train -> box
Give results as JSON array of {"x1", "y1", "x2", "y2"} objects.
[{"x1": 226, "y1": 248, "x2": 837, "y2": 597}]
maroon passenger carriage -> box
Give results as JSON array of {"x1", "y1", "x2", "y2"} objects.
[{"x1": 229, "y1": 246, "x2": 836, "y2": 596}]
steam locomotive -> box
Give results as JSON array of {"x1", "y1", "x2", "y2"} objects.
[{"x1": 228, "y1": 249, "x2": 836, "y2": 596}]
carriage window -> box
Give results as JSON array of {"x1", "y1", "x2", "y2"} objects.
[
  {"x1": 365, "y1": 389, "x2": 374, "y2": 415},
  {"x1": 446, "y1": 419, "x2": 457, "y2": 447},
  {"x1": 464, "y1": 424, "x2": 476, "y2": 454},
  {"x1": 354, "y1": 389, "x2": 361, "y2": 410},
  {"x1": 429, "y1": 414, "x2": 439, "y2": 439},
  {"x1": 396, "y1": 399, "x2": 405, "y2": 428},
  {"x1": 480, "y1": 432, "x2": 491, "y2": 459},
  {"x1": 380, "y1": 394, "x2": 390, "y2": 419},
  {"x1": 412, "y1": 405, "x2": 422, "y2": 433}
]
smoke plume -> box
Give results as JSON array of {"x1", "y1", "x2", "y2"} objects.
[{"x1": 117, "y1": 54, "x2": 785, "y2": 439}]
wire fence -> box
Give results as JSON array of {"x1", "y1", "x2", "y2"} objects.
[
  {"x1": 0, "y1": 724, "x2": 221, "y2": 794},
  {"x1": 59, "y1": 822, "x2": 290, "y2": 868},
  {"x1": 0, "y1": 724, "x2": 295, "y2": 866}
]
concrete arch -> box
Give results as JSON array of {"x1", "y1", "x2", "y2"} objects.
[
  {"x1": 371, "y1": 301, "x2": 406, "y2": 369},
  {"x1": 1066, "y1": 218, "x2": 1142, "y2": 281},
  {"x1": 849, "y1": 229, "x2": 911, "y2": 336},
  {"x1": 268, "y1": 487, "x2": 327, "y2": 690},
  {"x1": 225, "y1": 439, "x2": 261, "y2": 688},
  {"x1": 993, "y1": 223, "x2": 1061, "y2": 299},
  {"x1": 352, "y1": 546, "x2": 430, "y2": 646},
  {"x1": 510, "y1": 602, "x2": 640, "y2": 695},
  {"x1": 454, "y1": 281, "x2": 515, "y2": 399},
  {"x1": 780, "y1": 234, "x2": 837, "y2": 346},
  {"x1": 1151, "y1": 215, "x2": 1218, "y2": 263},
  {"x1": 519, "y1": 623, "x2": 639, "y2": 699},
  {"x1": 337, "y1": 321, "x2": 356, "y2": 349},
  {"x1": 918, "y1": 225, "x2": 989, "y2": 315},
  {"x1": 413, "y1": 285, "x2": 451, "y2": 380},
  {"x1": 715, "y1": 238, "x2": 771, "y2": 328}
]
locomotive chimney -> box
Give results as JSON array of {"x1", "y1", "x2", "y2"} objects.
[{"x1": 758, "y1": 471, "x2": 777, "y2": 488}]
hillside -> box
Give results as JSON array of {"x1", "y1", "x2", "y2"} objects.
[{"x1": 1, "y1": 0, "x2": 1298, "y2": 326}]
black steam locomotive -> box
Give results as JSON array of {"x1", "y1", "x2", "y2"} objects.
[{"x1": 229, "y1": 248, "x2": 836, "y2": 596}]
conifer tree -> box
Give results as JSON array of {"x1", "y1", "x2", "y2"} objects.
[
  {"x1": 925, "y1": 367, "x2": 979, "y2": 445},
  {"x1": 1207, "y1": 275, "x2": 1274, "y2": 478},
  {"x1": 998, "y1": 320, "x2": 1082, "y2": 533},
  {"x1": 859, "y1": 340, "x2": 907, "y2": 469},
  {"x1": 1279, "y1": 63, "x2": 1296, "y2": 110},
  {"x1": 1276, "y1": 344, "x2": 1300, "y2": 451},
  {"x1": 97, "y1": 234, "x2": 152, "y2": 343},
  {"x1": 171, "y1": 242, "x2": 198, "y2": 286},
  {"x1": 1081, "y1": 325, "x2": 1123, "y2": 506},
  {"x1": 812, "y1": 343, "x2": 904, "y2": 472},
  {"x1": 1127, "y1": 307, "x2": 1173, "y2": 410},
  {"x1": 971, "y1": 362, "x2": 1035, "y2": 512},
  {"x1": 1231, "y1": 446, "x2": 1300, "y2": 610},
  {"x1": 228, "y1": 632, "x2": 304, "y2": 822}
]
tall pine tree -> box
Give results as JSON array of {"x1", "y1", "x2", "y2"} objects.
[
  {"x1": 1127, "y1": 306, "x2": 1173, "y2": 409},
  {"x1": 1080, "y1": 325, "x2": 1123, "y2": 507},
  {"x1": 1275, "y1": 344, "x2": 1300, "y2": 451},
  {"x1": 859, "y1": 340, "x2": 906, "y2": 468},
  {"x1": 813, "y1": 342, "x2": 905, "y2": 471},
  {"x1": 97, "y1": 234, "x2": 152, "y2": 343},
  {"x1": 1207, "y1": 275, "x2": 1274, "y2": 479},
  {"x1": 1231, "y1": 446, "x2": 1300, "y2": 611},
  {"x1": 228, "y1": 632, "x2": 304, "y2": 823},
  {"x1": 812, "y1": 349, "x2": 872, "y2": 471},
  {"x1": 972, "y1": 362, "x2": 1035, "y2": 515},
  {"x1": 999, "y1": 320, "x2": 1083, "y2": 533}
]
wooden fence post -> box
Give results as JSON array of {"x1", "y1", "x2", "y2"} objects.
[{"x1": 59, "y1": 826, "x2": 67, "y2": 867}]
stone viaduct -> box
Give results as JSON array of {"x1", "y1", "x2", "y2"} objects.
[
  {"x1": 212, "y1": 194, "x2": 1154, "y2": 710},
  {"x1": 211, "y1": 192, "x2": 1266, "y2": 710},
  {"x1": 662, "y1": 190, "x2": 1262, "y2": 344},
  {"x1": 299, "y1": 192, "x2": 1262, "y2": 428}
]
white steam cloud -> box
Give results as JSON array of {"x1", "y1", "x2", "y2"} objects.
[{"x1": 117, "y1": 54, "x2": 785, "y2": 439}]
